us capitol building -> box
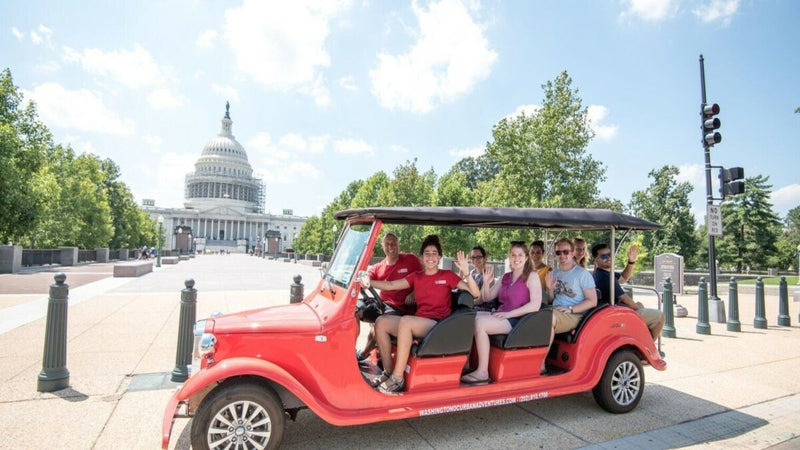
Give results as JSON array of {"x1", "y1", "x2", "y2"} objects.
[{"x1": 141, "y1": 103, "x2": 306, "y2": 254}]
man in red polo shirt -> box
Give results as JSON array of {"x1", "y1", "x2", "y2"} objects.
[{"x1": 357, "y1": 233, "x2": 422, "y2": 361}]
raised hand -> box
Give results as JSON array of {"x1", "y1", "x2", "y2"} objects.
[{"x1": 455, "y1": 250, "x2": 470, "y2": 275}]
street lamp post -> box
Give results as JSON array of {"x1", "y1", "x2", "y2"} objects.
[
  {"x1": 332, "y1": 224, "x2": 338, "y2": 256},
  {"x1": 793, "y1": 244, "x2": 800, "y2": 304},
  {"x1": 156, "y1": 215, "x2": 164, "y2": 268}
]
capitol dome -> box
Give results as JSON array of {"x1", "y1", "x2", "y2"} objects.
[{"x1": 184, "y1": 103, "x2": 265, "y2": 213}]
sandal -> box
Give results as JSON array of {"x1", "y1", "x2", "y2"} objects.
[
  {"x1": 460, "y1": 372, "x2": 489, "y2": 385},
  {"x1": 377, "y1": 375, "x2": 405, "y2": 393},
  {"x1": 370, "y1": 370, "x2": 391, "y2": 388}
]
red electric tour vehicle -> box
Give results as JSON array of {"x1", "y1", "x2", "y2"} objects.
[{"x1": 162, "y1": 207, "x2": 666, "y2": 449}]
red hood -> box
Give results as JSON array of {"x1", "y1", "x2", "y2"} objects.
[{"x1": 210, "y1": 302, "x2": 322, "y2": 334}]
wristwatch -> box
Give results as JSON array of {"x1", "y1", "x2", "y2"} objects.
[
  {"x1": 627, "y1": 260, "x2": 636, "y2": 265},
  {"x1": 569, "y1": 306, "x2": 574, "y2": 313}
]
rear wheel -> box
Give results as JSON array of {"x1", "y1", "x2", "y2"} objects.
[
  {"x1": 191, "y1": 382, "x2": 285, "y2": 450},
  {"x1": 592, "y1": 350, "x2": 644, "y2": 413}
]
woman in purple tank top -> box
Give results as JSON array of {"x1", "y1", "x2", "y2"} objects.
[{"x1": 460, "y1": 241, "x2": 543, "y2": 385}]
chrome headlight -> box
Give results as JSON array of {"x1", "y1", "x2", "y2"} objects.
[{"x1": 199, "y1": 333, "x2": 217, "y2": 356}]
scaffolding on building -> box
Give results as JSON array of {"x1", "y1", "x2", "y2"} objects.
[{"x1": 255, "y1": 177, "x2": 265, "y2": 214}]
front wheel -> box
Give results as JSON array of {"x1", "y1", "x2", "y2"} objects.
[
  {"x1": 191, "y1": 382, "x2": 285, "y2": 450},
  {"x1": 592, "y1": 350, "x2": 644, "y2": 414}
]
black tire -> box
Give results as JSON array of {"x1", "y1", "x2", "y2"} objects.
[
  {"x1": 191, "y1": 382, "x2": 285, "y2": 450},
  {"x1": 592, "y1": 350, "x2": 644, "y2": 414}
]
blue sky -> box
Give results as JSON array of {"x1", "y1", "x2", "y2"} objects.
[{"x1": 2, "y1": 0, "x2": 798, "y2": 221}]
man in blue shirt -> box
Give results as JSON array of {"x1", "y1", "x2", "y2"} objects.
[{"x1": 591, "y1": 243, "x2": 664, "y2": 340}]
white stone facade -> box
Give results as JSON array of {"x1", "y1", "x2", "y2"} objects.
[{"x1": 142, "y1": 104, "x2": 306, "y2": 253}]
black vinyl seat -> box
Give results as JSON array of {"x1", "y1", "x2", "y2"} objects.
[
  {"x1": 488, "y1": 308, "x2": 553, "y2": 349},
  {"x1": 554, "y1": 304, "x2": 609, "y2": 344},
  {"x1": 413, "y1": 291, "x2": 476, "y2": 357}
]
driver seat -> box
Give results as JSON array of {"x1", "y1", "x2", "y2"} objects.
[{"x1": 413, "y1": 291, "x2": 476, "y2": 357}]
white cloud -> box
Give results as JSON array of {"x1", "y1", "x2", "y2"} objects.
[
  {"x1": 502, "y1": 104, "x2": 539, "y2": 122},
  {"x1": 770, "y1": 184, "x2": 800, "y2": 211},
  {"x1": 338, "y1": 75, "x2": 357, "y2": 91},
  {"x1": 144, "y1": 134, "x2": 163, "y2": 147},
  {"x1": 692, "y1": 0, "x2": 740, "y2": 25},
  {"x1": 587, "y1": 105, "x2": 618, "y2": 141},
  {"x1": 275, "y1": 133, "x2": 329, "y2": 154},
  {"x1": 390, "y1": 144, "x2": 409, "y2": 153},
  {"x1": 211, "y1": 83, "x2": 240, "y2": 102},
  {"x1": 196, "y1": 29, "x2": 218, "y2": 49},
  {"x1": 62, "y1": 135, "x2": 97, "y2": 155},
  {"x1": 222, "y1": 0, "x2": 352, "y2": 104},
  {"x1": 619, "y1": 0, "x2": 679, "y2": 22},
  {"x1": 23, "y1": 82, "x2": 135, "y2": 136},
  {"x1": 369, "y1": 0, "x2": 497, "y2": 113},
  {"x1": 11, "y1": 27, "x2": 24, "y2": 40},
  {"x1": 334, "y1": 138, "x2": 374, "y2": 155},
  {"x1": 137, "y1": 152, "x2": 198, "y2": 208},
  {"x1": 261, "y1": 160, "x2": 321, "y2": 184},
  {"x1": 63, "y1": 43, "x2": 171, "y2": 88},
  {"x1": 30, "y1": 24, "x2": 54, "y2": 47},
  {"x1": 676, "y1": 163, "x2": 705, "y2": 187},
  {"x1": 34, "y1": 60, "x2": 61, "y2": 73},
  {"x1": 448, "y1": 146, "x2": 483, "y2": 158},
  {"x1": 147, "y1": 88, "x2": 185, "y2": 109}
]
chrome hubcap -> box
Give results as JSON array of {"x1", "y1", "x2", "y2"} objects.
[
  {"x1": 610, "y1": 361, "x2": 640, "y2": 406},
  {"x1": 207, "y1": 400, "x2": 271, "y2": 449}
]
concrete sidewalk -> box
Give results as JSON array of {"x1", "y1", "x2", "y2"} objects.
[{"x1": 0, "y1": 255, "x2": 798, "y2": 449}]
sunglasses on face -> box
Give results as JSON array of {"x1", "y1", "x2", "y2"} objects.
[
  {"x1": 597, "y1": 253, "x2": 611, "y2": 260},
  {"x1": 554, "y1": 249, "x2": 571, "y2": 256},
  {"x1": 470, "y1": 255, "x2": 484, "y2": 260}
]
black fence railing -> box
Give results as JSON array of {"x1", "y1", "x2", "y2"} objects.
[
  {"x1": 21, "y1": 250, "x2": 61, "y2": 267},
  {"x1": 78, "y1": 249, "x2": 96, "y2": 263}
]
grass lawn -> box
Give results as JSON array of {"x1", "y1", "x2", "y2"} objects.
[{"x1": 736, "y1": 276, "x2": 799, "y2": 285}]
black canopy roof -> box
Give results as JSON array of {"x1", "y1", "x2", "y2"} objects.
[{"x1": 335, "y1": 207, "x2": 660, "y2": 231}]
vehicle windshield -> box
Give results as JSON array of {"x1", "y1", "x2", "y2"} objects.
[{"x1": 326, "y1": 222, "x2": 374, "y2": 287}]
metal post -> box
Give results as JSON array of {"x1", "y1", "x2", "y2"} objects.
[
  {"x1": 157, "y1": 220, "x2": 163, "y2": 268},
  {"x1": 38, "y1": 273, "x2": 70, "y2": 392},
  {"x1": 661, "y1": 277, "x2": 676, "y2": 338},
  {"x1": 290, "y1": 274, "x2": 304, "y2": 304},
  {"x1": 778, "y1": 276, "x2": 791, "y2": 326},
  {"x1": 727, "y1": 277, "x2": 741, "y2": 332},
  {"x1": 696, "y1": 276, "x2": 711, "y2": 335},
  {"x1": 700, "y1": 55, "x2": 725, "y2": 323},
  {"x1": 754, "y1": 276, "x2": 767, "y2": 329},
  {"x1": 171, "y1": 279, "x2": 197, "y2": 382}
]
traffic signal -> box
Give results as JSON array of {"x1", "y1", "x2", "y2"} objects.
[
  {"x1": 719, "y1": 167, "x2": 745, "y2": 197},
  {"x1": 702, "y1": 103, "x2": 721, "y2": 146}
]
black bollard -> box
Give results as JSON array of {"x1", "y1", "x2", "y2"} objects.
[
  {"x1": 171, "y1": 279, "x2": 197, "y2": 382},
  {"x1": 727, "y1": 277, "x2": 741, "y2": 332},
  {"x1": 290, "y1": 274, "x2": 304, "y2": 304},
  {"x1": 38, "y1": 273, "x2": 70, "y2": 392},
  {"x1": 754, "y1": 276, "x2": 768, "y2": 329},
  {"x1": 696, "y1": 277, "x2": 711, "y2": 335},
  {"x1": 778, "y1": 276, "x2": 791, "y2": 326},
  {"x1": 661, "y1": 277, "x2": 676, "y2": 338}
]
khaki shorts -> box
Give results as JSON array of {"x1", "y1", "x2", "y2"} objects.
[
  {"x1": 637, "y1": 307, "x2": 663, "y2": 328},
  {"x1": 553, "y1": 309, "x2": 582, "y2": 334}
]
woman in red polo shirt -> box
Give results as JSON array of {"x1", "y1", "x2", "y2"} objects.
[{"x1": 362, "y1": 234, "x2": 479, "y2": 393}]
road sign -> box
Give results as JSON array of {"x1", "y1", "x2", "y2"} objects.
[{"x1": 707, "y1": 204, "x2": 723, "y2": 236}]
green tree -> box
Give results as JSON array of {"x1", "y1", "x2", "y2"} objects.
[
  {"x1": 376, "y1": 159, "x2": 436, "y2": 254},
  {"x1": 476, "y1": 71, "x2": 603, "y2": 256},
  {"x1": 433, "y1": 167, "x2": 477, "y2": 254},
  {"x1": 100, "y1": 158, "x2": 156, "y2": 248},
  {"x1": 628, "y1": 165, "x2": 698, "y2": 266},
  {"x1": 0, "y1": 68, "x2": 51, "y2": 244},
  {"x1": 452, "y1": 154, "x2": 500, "y2": 190},
  {"x1": 36, "y1": 151, "x2": 114, "y2": 248},
  {"x1": 716, "y1": 175, "x2": 781, "y2": 271},
  {"x1": 774, "y1": 206, "x2": 800, "y2": 270}
]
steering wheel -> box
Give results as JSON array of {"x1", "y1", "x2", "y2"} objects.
[{"x1": 359, "y1": 286, "x2": 386, "y2": 313}]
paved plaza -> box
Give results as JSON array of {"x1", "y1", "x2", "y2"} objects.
[{"x1": 0, "y1": 254, "x2": 798, "y2": 449}]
